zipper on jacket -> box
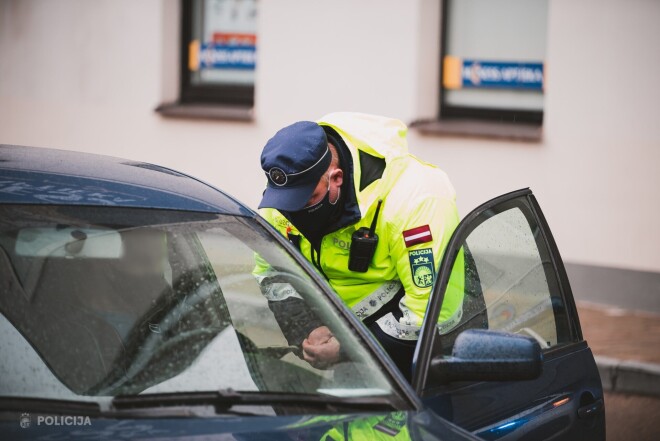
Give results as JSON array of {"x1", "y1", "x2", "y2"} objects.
[{"x1": 310, "y1": 240, "x2": 329, "y2": 280}]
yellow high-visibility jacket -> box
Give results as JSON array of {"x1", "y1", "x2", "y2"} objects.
[
  {"x1": 321, "y1": 411, "x2": 411, "y2": 441},
  {"x1": 284, "y1": 412, "x2": 411, "y2": 441},
  {"x1": 260, "y1": 112, "x2": 464, "y2": 340}
]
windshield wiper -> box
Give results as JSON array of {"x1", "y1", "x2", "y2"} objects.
[
  {"x1": 0, "y1": 396, "x2": 102, "y2": 416},
  {"x1": 0, "y1": 395, "x2": 234, "y2": 419},
  {"x1": 1, "y1": 391, "x2": 397, "y2": 420},
  {"x1": 112, "y1": 389, "x2": 396, "y2": 413}
]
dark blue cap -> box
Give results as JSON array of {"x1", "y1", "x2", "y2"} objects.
[{"x1": 259, "y1": 121, "x2": 332, "y2": 211}]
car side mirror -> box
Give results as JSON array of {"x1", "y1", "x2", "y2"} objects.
[{"x1": 429, "y1": 329, "x2": 543, "y2": 384}]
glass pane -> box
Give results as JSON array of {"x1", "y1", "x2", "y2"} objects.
[
  {"x1": 438, "y1": 203, "x2": 571, "y2": 354},
  {"x1": 443, "y1": 0, "x2": 548, "y2": 111},
  {"x1": 188, "y1": 0, "x2": 257, "y2": 86},
  {"x1": 0, "y1": 205, "x2": 396, "y2": 405}
]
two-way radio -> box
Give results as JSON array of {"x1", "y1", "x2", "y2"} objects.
[{"x1": 348, "y1": 199, "x2": 383, "y2": 272}]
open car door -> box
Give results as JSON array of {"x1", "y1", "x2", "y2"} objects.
[{"x1": 412, "y1": 189, "x2": 605, "y2": 441}]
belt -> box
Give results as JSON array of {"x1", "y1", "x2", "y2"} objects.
[{"x1": 351, "y1": 281, "x2": 403, "y2": 326}]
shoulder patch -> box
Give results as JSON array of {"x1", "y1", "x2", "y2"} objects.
[
  {"x1": 409, "y1": 248, "x2": 435, "y2": 288},
  {"x1": 403, "y1": 225, "x2": 432, "y2": 248}
]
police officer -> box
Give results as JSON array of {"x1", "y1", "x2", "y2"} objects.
[{"x1": 257, "y1": 112, "x2": 464, "y2": 380}]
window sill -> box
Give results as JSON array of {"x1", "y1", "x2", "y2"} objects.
[
  {"x1": 410, "y1": 118, "x2": 542, "y2": 142},
  {"x1": 155, "y1": 102, "x2": 254, "y2": 122}
]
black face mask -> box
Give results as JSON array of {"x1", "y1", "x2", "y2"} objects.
[{"x1": 286, "y1": 185, "x2": 341, "y2": 240}]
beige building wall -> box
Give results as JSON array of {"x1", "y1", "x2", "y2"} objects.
[{"x1": 1, "y1": 0, "x2": 659, "y2": 275}]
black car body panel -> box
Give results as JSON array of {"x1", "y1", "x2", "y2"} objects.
[
  {"x1": 0, "y1": 145, "x2": 251, "y2": 215},
  {"x1": 0, "y1": 146, "x2": 604, "y2": 440}
]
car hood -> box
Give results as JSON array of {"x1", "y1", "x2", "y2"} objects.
[{"x1": 0, "y1": 409, "x2": 478, "y2": 440}]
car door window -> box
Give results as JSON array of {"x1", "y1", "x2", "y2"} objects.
[
  {"x1": 435, "y1": 198, "x2": 573, "y2": 357},
  {"x1": 414, "y1": 192, "x2": 604, "y2": 440}
]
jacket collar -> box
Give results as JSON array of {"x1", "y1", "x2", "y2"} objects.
[{"x1": 318, "y1": 112, "x2": 411, "y2": 217}]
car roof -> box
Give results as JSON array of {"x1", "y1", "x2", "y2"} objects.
[{"x1": 0, "y1": 145, "x2": 254, "y2": 216}]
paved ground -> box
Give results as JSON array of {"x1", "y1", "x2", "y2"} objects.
[
  {"x1": 577, "y1": 301, "x2": 660, "y2": 364},
  {"x1": 604, "y1": 392, "x2": 660, "y2": 441},
  {"x1": 576, "y1": 301, "x2": 660, "y2": 439}
]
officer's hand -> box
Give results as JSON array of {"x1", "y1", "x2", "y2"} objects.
[{"x1": 302, "y1": 326, "x2": 340, "y2": 369}]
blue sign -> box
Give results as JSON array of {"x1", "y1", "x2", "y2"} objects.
[
  {"x1": 461, "y1": 60, "x2": 543, "y2": 90},
  {"x1": 198, "y1": 44, "x2": 256, "y2": 70}
]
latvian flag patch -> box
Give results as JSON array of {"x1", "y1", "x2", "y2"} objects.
[{"x1": 402, "y1": 225, "x2": 433, "y2": 248}]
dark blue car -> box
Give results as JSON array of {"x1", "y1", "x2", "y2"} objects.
[{"x1": 0, "y1": 145, "x2": 605, "y2": 440}]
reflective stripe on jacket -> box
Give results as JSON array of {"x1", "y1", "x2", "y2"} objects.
[{"x1": 259, "y1": 112, "x2": 464, "y2": 340}]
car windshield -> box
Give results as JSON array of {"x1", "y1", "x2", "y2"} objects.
[{"x1": 0, "y1": 205, "x2": 398, "y2": 406}]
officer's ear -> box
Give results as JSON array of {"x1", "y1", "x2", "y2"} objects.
[{"x1": 330, "y1": 168, "x2": 343, "y2": 187}]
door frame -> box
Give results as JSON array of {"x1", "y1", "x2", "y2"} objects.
[{"x1": 411, "y1": 188, "x2": 584, "y2": 394}]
